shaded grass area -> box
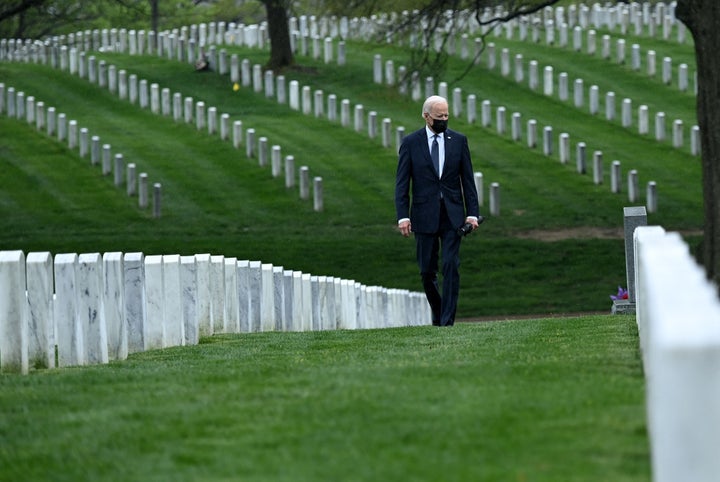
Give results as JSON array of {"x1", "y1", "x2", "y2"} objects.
[{"x1": 0, "y1": 315, "x2": 648, "y2": 482}]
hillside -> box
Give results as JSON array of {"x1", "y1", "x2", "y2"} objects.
[{"x1": 0, "y1": 11, "x2": 701, "y2": 317}]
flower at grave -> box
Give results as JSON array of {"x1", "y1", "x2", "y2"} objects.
[
  {"x1": 233, "y1": 82, "x2": 240, "y2": 92},
  {"x1": 610, "y1": 286, "x2": 628, "y2": 301}
]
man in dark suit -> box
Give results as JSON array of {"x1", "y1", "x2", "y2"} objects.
[{"x1": 395, "y1": 95, "x2": 481, "y2": 327}]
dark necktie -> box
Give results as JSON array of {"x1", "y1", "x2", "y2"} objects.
[{"x1": 431, "y1": 134, "x2": 440, "y2": 176}]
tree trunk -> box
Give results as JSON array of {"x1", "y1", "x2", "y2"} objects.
[
  {"x1": 262, "y1": 0, "x2": 294, "y2": 70},
  {"x1": 151, "y1": 0, "x2": 159, "y2": 34},
  {"x1": 676, "y1": 0, "x2": 720, "y2": 287}
]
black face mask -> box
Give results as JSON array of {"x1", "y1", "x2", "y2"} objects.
[{"x1": 430, "y1": 118, "x2": 448, "y2": 133}]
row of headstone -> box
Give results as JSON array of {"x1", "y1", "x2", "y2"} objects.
[
  {"x1": 181, "y1": 41, "x2": 394, "y2": 156},
  {"x1": 492, "y1": 2, "x2": 685, "y2": 45},
  {"x1": 3, "y1": 29, "x2": 408, "y2": 209},
  {"x1": 495, "y1": 55, "x2": 698, "y2": 154},
  {"x1": 442, "y1": 30, "x2": 698, "y2": 153},
  {"x1": 0, "y1": 12, "x2": 369, "y2": 63},
  {"x1": 139, "y1": 30, "x2": 397, "y2": 158},
  {"x1": 375, "y1": 45, "x2": 698, "y2": 157},
  {"x1": 633, "y1": 225, "x2": 720, "y2": 482},
  {"x1": 0, "y1": 23, "x2": 269, "y2": 63},
  {"x1": 375, "y1": 55, "x2": 659, "y2": 211},
  {"x1": 156, "y1": 25, "x2": 699, "y2": 166},
  {"x1": 0, "y1": 250, "x2": 431, "y2": 374},
  {"x1": 351, "y1": 2, "x2": 684, "y2": 56},
  {"x1": 497, "y1": 53, "x2": 697, "y2": 152},
  {"x1": 0, "y1": 3, "x2": 679, "y2": 67},
  {"x1": 0, "y1": 40, "x2": 326, "y2": 212},
  {"x1": 483, "y1": 19, "x2": 696, "y2": 94},
  {"x1": 0, "y1": 83, "x2": 162, "y2": 216},
  {"x1": 500, "y1": 101, "x2": 658, "y2": 209},
  {"x1": 2, "y1": 7, "x2": 670, "y2": 215},
  {"x1": 0, "y1": 2, "x2": 681, "y2": 64},
  {"x1": 137, "y1": 29, "x2": 496, "y2": 214},
  {"x1": 178, "y1": 17, "x2": 669, "y2": 216}
]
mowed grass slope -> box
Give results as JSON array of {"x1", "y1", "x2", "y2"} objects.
[
  {"x1": 0, "y1": 315, "x2": 649, "y2": 482},
  {"x1": 0, "y1": 20, "x2": 663, "y2": 482},
  {"x1": 0, "y1": 22, "x2": 702, "y2": 316}
]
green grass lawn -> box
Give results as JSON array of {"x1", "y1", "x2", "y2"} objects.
[
  {"x1": 0, "y1": 314, "x2": 648, "y2": 482},
  {"x1": 0, "y1": 17, "x2": 702, "y2": 319},
  {"x1": 0, "y1": 14, "x2": 674, "y2": 482}
]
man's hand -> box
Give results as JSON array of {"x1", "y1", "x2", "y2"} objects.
[
  {"x1": 398, "y1": 220, "x2": 412, "y2": 237},
  {"x1": 466, "y1": 217, "x2": 480, "y2": 231}
]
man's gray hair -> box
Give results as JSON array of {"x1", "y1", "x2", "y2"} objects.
[{"x1": 422, "y1": 95, "x2": 448, "y2": 117}]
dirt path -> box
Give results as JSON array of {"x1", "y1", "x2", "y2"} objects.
[
  {"x1": 514, "y1": 227, "x2": 703, "y2": 242},
  {"x1": 515, "y1": 227, "x2": 624, "y2": 241},
  {"x1": 458, "y1": 311, "x2": 611, "y2": 323}
]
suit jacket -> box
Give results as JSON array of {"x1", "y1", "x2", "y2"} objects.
[{"x1": 395, "y1": 127, "x2": 480, "y2": 234}]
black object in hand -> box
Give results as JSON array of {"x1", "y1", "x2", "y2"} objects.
[
  {"x1": 457, "y1": 223, "x2": 474, "y2": 236},
  {"x1": 456, "y1": 215, "x2": 484, "y2": 237}
]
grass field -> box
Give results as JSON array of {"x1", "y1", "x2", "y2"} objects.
[
  {"x1": 0, "y1": 10, "x2": 689, "y2": 481},
  {"x1": 0, "y1": 21, "x2": 702, "y2": 316},
  {"x1": 0, "y1": 315, "x2": 648, "y2": 482}
]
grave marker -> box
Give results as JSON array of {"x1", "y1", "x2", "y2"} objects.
[
  {"x1": 285, "y1": 155, "x2": 295, "y2": 188},
  {"x1": 512, "y1": 113, "x2": 522, "y2": 142},
  {"x1": 559, "y1": 133, "x2": 570, "y2": 164},
  {"x1": 209, "y1": 255, "x2": 225, "y2": 334},
  {"x1": 543, "y1": 126, "x2": 553, "y2": 156},
  {"x1": 496, "y1": 106, "x2": 506, "y2": 135},
  {"x1": 527, "y1": 119, "x2": 537, "y2": 148},
  {"x1": 647, "y1": 181, "x2": 657, "y2": 213},
  {"x1": 576, "y1": 142, "x2": 587, "y2": 174},
  {"x1": 655, "y1": 112, "x2": 666, "y2": 141},
  {"x1": 489, "y1": 182, "x2": 500, "y2": 216},
  {"x1": 314, "y1": 177, "x2": 324, "y2": 212},
  {"x1": 224, "y1": 257, "x2": 239, "y2": 333},
  {"x1": 233, "y1": 120, "x2": 243, "y2": 148},
  {"x1": 144, "y1": 255, "x2": 164, "y2": 350},
  {"x1": 593, "y1": 151, "x2": 603, "y2": 184},
  {"x1": 138, "y1": 173, "x2": 148, "y2": 208},
  {"x1": 628, "y1": 169, "x2": 639, "y2": 202},
  {"x1": 193, "y1": 254, "x2": 212, "y2": 337},
  {"x1": 26, "y1": 252, "x2": 54, "y2": 369},
  {"x1": 0, "y1": 251, "x2": 28, "y2": 374},
  {"x1": 299, "y1": 166, "x2": 310, "y2": 200},
  {"x1": 153, "y1": 183, "x2": 162, "y2": 218},
  {"x1": 77, "y1": 253, "x2": 108, "y2": 365},
  {"x1": 623, "y1": 206, "x2": 647, "y2": 305},
  {"x1": 54, "y1": 253, "x2": 84, "y2": 367},
  {"x1": 103, "y1": 252, "x2": 127, "y2": 361}
]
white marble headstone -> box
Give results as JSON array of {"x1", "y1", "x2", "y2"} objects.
[
  {"x1": 144, "y1": 255, "x2": 164, "y2": 350},
  {"x1": 180, "y1": 256, "x2": 199, "y2": 345},
  {"x1": 26, "y1": 252, "x2": 54, "y2": 369},
  {"x1": 77, "y1": 253, "x2": 108, "y2": 365},
  {"x1": 209, "y1": 255, "x2": 225, "y2": 334},
  {"x1": 224, "y1": 257, "x2": 239, "y2": 333},
  {"x1": 103, "y1": 252, "x2": 127, "y2": 361},
  {"x1": 0, "y1": 251, "x2": 29, "y2": 374},
  {"x1": 123, "y1": 252, "x2": 146, "y2": 354},
  {"x1": 195, "y1": 254, "x2": 212, "y2": 337},
  {"x1": 54, "y1": 253, "x2": 84, "y2": 367}
]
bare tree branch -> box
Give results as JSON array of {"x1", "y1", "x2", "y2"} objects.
[
  {"x1": 377, "y1": 1, "x2": 562, "y2": 84},
  {"x1": 475, "y1": 0, "x2": 559, "y2": 26},
  {"x1": 0, "y1": 0, "x2": 48, "y2": 24}
]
